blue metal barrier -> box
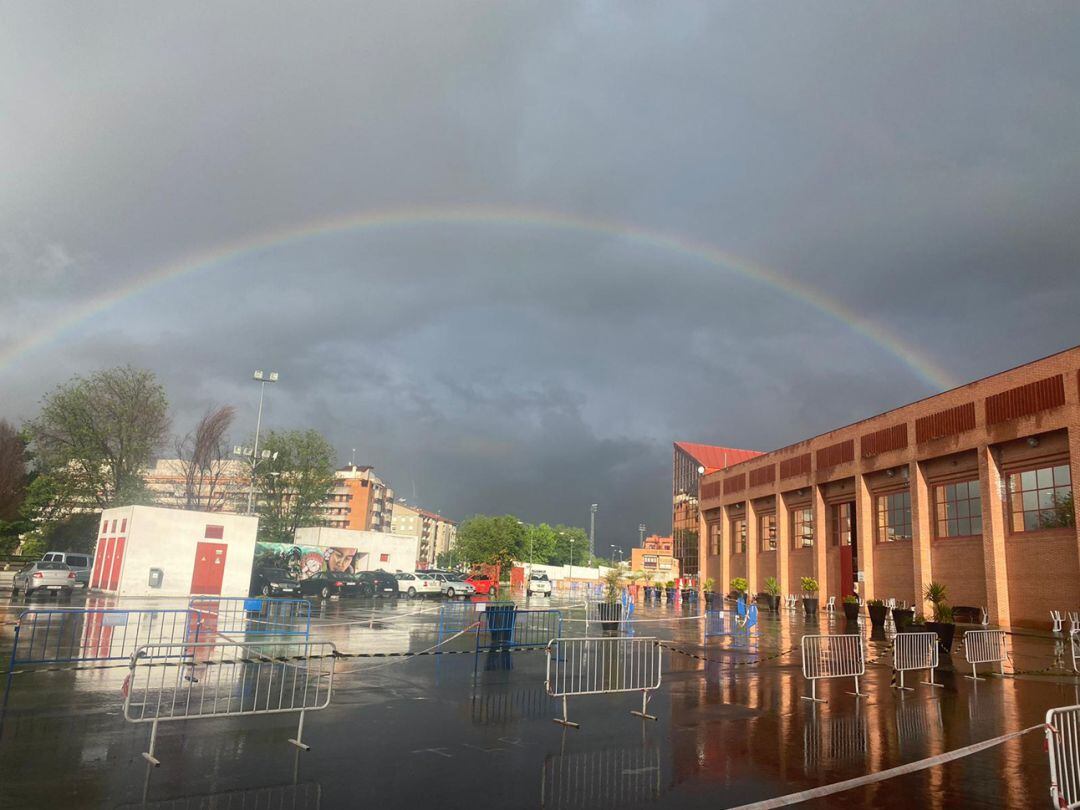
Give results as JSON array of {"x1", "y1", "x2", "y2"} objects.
[
  {"x1": 706, "y1": 605, "x2": 758, "y2": 640},
  {"x1": 8, "y1": 608, "x2": 200, "y2": 666},
  {"x1": 475, "y1": 608, "x2": 563, "y2": 654},
  {"x1": 437, "y1": 601, "x2": 514, "y2": 641},
  {"x1": 188, "y1": 596, "x2": 311, "y2": 638}
]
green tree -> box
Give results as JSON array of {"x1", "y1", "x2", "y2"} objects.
[
  {"x1": 522, "y1": 522, "x2": 558, "y2": 565},
  {"x1": 546, "y1": 524, "x2": 589, "y2": 566},
  {"x1": 255, "y1": 430, "x2": 337, "y2": 544},
  {"x1": 27, "y1": 366, "x2": 169, "y2": 510},
  {"x1": 0, "y1": 420, "x2": 31, "y2": 553},
  {"x1": 453, "y1": 514, "x2": 525, "y2": 569}
]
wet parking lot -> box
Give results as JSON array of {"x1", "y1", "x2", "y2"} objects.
[{"x1": 0, "y1": 591, "x2": 1074, "y2": 809}]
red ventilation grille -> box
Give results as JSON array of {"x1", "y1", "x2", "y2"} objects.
[
  {"x1": 779, "y1": 453, "x2": 812, "y2": 480},
  {"x1": 701, "y1": 481, "x2": 722, "y2": 500},
  {"x1": 723, "y1": 474, "x2": 746, "y2": 495},
  {"x1": 748, "y1": 465, "x2": 776, "y2": 488},
  {"x1": 861, "y1": 424, "x2": 908, "y2": 458},
  {"x1": 985, "y1": 375, "x2": 1065, "y2": 425},
  {"x1": 915, "y1": 402, "x2": 976, "y2": 443},
  {"x1": 204, "y1": 525, "x2": 225, "y2": 540},
  {"x1": 816, "y1": 440, "x2": 854, "y2": 470}
]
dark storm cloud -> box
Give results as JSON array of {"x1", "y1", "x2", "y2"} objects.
[{"x1": 2, "y1": 2, "x2": 1080, "y2": 551}]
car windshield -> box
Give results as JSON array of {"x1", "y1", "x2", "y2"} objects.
[
  {"x1": 447, "y1": 574, "x2": 467, "y2": 581},
  {"x1": 66, "y1": 555, "x2": 89, "y2": 567},
  {"x1": 395, "y1": 573, "x2": 413, "y2": 581},
  {"x1": 264, "y1": 569, "x2": 292, "y2": 579},
  {"x1": 530, "y1": 574, "x2": 548, "y2": 581},
  {"x1": 37, "y1": 562, "x2": 69, "y2": 570}
]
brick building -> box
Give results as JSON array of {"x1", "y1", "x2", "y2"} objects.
[
  {"x1": 630, "y1": 535, "x2": 680, "y2": 582},
  {"x1": 321, "y1": 465, "x2": 395, "y2": 532},
  {"x1": 698, "y1": 346, "x2": 1080, "y2": 629},
  {"x1": 390, "y1": 502, "x2": 457, "y2": 567}
]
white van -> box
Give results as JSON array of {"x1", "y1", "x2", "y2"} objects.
[{"x1": 42, "y1": 551, "x2": 93, "y2": 587}]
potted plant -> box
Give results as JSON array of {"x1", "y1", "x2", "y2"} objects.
[
  {"x1": 764, "y1": 576, "x2": 781, "y2": 612},
  {"x1": 866, "y1": 598, "x2": 888, "y2": 627},
  {"x1": 641, "y1": 572, "x2": 654, "y2": 602},
  {"x1": 597, "y1": 568, "x2": 624, "y2": 632},
  {"x1": 898, "y1": 612, "x2": 927, "y2": 634},
  {"x1": 842, "y1": 594, "x2": 860, "y2": 621},
  {"x1": 801, "y1": 577, "x2": 819, "y2": 616},
  {"x1": 892, "y1": 604, "x2": 915, "y2": 632},
  {"x1": 703, "y1": 578, "x2": 716, "y2": 608},
  {"x1": 665, "y1": 580, "x2": 676, "y2": 603},
  {"x1": 924, "y1": 581, "x2": 956, "y2": 654},
  {"x1": 730, "y1": 577, "x2": 748, "y2": 607}
]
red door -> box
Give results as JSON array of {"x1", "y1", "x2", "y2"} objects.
[{"x1": 190, "y1": 542, "x2": 228, "y2": 595}]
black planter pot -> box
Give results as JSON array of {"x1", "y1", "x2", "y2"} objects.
[
  {"x1": 768, "y1": 594, "x2": 781, "y2": 612},
  {"x1": 926, "y1": 621, "x2": 956, "y2": 654},
  {"x1": 892, "y1": 608, "x2": 914, "y2": 632},
  {"x1": 842, "y1": 602, "x2": 860, "y2": 621},
  {"x1": 682, "y1": 588, "x2": 695, "y2": 603},
  {"x1": 704, "y1": 591, "x2": 716, "y2": 608},
  {"x1": 867, "y1": 604, "x2": 888, "y2": 627},
  {"x1": 665, "y1": 589, "x2": 675, "y2": 603},
  {"x1": 802, "y1": 597, "x2": 819, "y2": 616},
  {"x1": 596, "y1": 602, "x2": 623, "y2": 633},
  {"x1": 756, "y1": 592, "x2": 770, "y2": 611}
]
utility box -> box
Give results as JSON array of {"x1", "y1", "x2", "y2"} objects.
[{"x1": 91, "y1": 505, "x2": 258, "y2": 598}]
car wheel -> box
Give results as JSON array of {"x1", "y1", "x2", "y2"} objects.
[
  {"x1": 446, "y1": 587, "x2": 455, "y2": 599},
  {"x1": 261, "y1": 584, "x2": 271, "y2": 596},
  {"x1": 408, "y1": 587, "x2": 417, "y2": 599},
  {"x1": 320, "y1": 586, "x2": 331, "y2": 600}
]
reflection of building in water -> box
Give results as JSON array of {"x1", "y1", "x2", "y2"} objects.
[
  {"x1": 115, "y1": 782, "x2": 321, "y2": 809},
  {"x1": 469, "y1": 684, "x2": 551, "y2": 726},
  {"x1": 541, "y1": 745, "x2": 661, "y2": 809}
]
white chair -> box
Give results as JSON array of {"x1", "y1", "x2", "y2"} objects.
[
  {"x1": 825, "y1": 596, "x2": 836, "y2": 612},
  {"x1": 980, "y1": 607, "x2": 989, "y2": 627},
  {"x1": 786, "y1": 594, "x2": 797, "y2": 610},
  {"x1": 886, "y1": 597, "x2": 897, "y2": 610},
  {"x1": 1051, "y1": 610, "x2": 1064, "y2": 633},
  {"x1": 1069, "y1": 612, "x2": 1079, "y2": 633}
]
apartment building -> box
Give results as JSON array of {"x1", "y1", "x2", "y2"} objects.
[
  {"x1": 391, "y1": 502, "x2": 457, "y2": 567},
  {"x1": 322, "y1": 465, "x2": 395, "y2": 532}
]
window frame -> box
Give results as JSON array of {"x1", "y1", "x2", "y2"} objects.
[
  {"x1": 1005, "y1": 460, "x2": 1074, "y2": 534},
  {"x1": 759, "y1": 513, "x2": 777, "y2": 552},
  {"x1": 933, "y1": 478, "x2": 983, "y2": 539},
  {"x1": 708, "y1": 522, "x2": 721, "y2": 556},
  {"x1": 731, "y1": 517, "x2": 747, "y2": 555},
  {"x1": 876, "y1": 489, "x2": 912, "y2": 543},
  {"x1": 791, "y1": 506, "x2": 814, "y2": 549},
  {"x1": 830, "y1": 502, "x2": 853, "y2": 547}
]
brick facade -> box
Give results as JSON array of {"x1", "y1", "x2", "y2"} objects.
[{"x1": 698, "y1": 345, "x2": 1080, "y2": 629}]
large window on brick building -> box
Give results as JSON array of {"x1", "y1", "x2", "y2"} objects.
[
  {"x1": 792, "y1": 507, "x2": 814, "y2": 548},
  {"x1": 935, "y1": 479, "x2": 982, "y2": 538},
  {"x1": 1007, "y1": 463, "x2": 1074, "y2": 532},
  {"x1": 760, "y1": 514, "x2": 777, "y2": 551},
  {"x1": 876, "y1": 491, "x2": 912, "y2": 542},
  {"x1": 709, "y1": 523, "x2": 721, "y2": 556},
  {"x1": 731, "y1": 518, "x2": 747, "y2": 554},
  {"x1": 830, "y1": 503, "x2": 853, "y2": 546}
]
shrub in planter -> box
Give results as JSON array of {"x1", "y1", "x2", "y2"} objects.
[
  {"x1": 598, "y1": 568, "x2": 624, "y2": 633},
  {"x1": 764, "y1": 576, "x2": 781, "y2": 611},
  {"x1": 664, "y1": 581, "x2": 676, "y2": 603},
  {"x1": 703, "y1": 578, "x2": 716, "y2": 608},
  {"x1": 924, "y1": 582, "x2": 956, "y2": 654},
  {"x1": 866, "y1": 599, "x2": 888, "y2": 627},
  {"x1": 842, "y1": 594, "x2": 860, "y2": 621},
  {"x1": 801, "y1": 577, "x2": 819, "y2": 615},
  {"x1": 892, "y1": 607, "x2": 915, "y2": 632},
  {"x1": 730, "y1": 577, "x2": 748, "y2": 608}
]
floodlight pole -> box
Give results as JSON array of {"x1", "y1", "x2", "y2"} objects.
[{"x1": 246, "y1": 370, "x2": 278, "y2": 514}]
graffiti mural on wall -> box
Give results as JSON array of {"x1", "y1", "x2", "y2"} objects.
[{"x1": 255, "y1": 542, "x2": 361, "y2": 580}]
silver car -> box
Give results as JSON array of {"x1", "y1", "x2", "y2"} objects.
[
  {"x1": 42, "y1": 551, "x2": 93, "y2": 587},
  {"x1": 12, "y1": 561, "x2": 77, "y2": 599},
  {"x1": 433, "y1": 573, "x2": 476, "y2": 599}
]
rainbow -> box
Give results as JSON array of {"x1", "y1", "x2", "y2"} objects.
[{"x1": 0, "y1": 204, "x2": 955, "y2": 389}]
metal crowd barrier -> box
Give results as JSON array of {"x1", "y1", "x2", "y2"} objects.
[
  {"x1": 124, "y1": 640, "x2": 336, "y2": 766},
  {"x1": 892, "y1": 631, "x2": 942, "y2": 691},
  {"x1": 436, "y1": 601, "x2": 513, "y2": 640},
  {"x1": 1072, "y1": 631, "x2": 1080, "y2": 675},
  {"x1": 540, "y1": 744, "x2": 662, "y2": 808},
  {"x1": 9, "y1": 608, "x2": 200, "y2": 667},
  {"x1": 545, "y1": 636, "x2": 662, "y2": 728},
  {"x1": 1046, "y1": 704, "x2": 1080, "y2": 809},
  {"x1": 800, "y1": 633, "x2": 866, "y2": 703},
  {"x1": 188, "y1": 597, "x2": 311, "y2": 638},
  {"x1": 962, "y1": 628, "x2": 1006, "y2": 680}
]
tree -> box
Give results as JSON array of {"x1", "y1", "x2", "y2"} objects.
[
  {"x1": 28, "y1": 366, "x2": 170, "y2": 509},
  {"x1": 255, "y1": 430, "x2": 336, "y2": 544},
  {"x1": 453, "y1": 514, "x2": 526, "y2": 569},
  {"x1": 174, "y1": 405, "x2": 237, "y2": 510},
  {"x1": 522, "y1": 522, "x2": 558, "y2": 565},
  {"x1": 546, "y1": 524, "x2": 590, "y2": 566},
  {"x1": 0, "y1": 420, "x2": 30, "y2": 553}
]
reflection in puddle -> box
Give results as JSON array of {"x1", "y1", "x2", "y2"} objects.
[
  {"x1": 541, "y1": 744, "x2": 661, "y2": 808},
  {"x1": 802, "y1": 705, "x2": 867, "y2": 770},
  {"x1": 116, "y1": 781, "x2": 321, "y2": 809}
]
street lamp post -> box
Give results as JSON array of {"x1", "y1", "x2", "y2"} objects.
[
  {"x1": 638, "y1": 523, "x2": 646, "y2": 545},
  {"x1": 569, "y1": 537, "x2": 575, "y2": 586},
  {"x1": 589, "y1": 504, "x2": 598, "y2": 558},
  {"x1": 244, "y1": 370, "x2": 278, "y2": 514},
  {"x1": 610, "y1": 544, "x2": 618, "y2": 566}
]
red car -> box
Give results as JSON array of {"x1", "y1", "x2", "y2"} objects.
[{"x1": 466, "y1": 573, "x2": 499, "y2": 596}]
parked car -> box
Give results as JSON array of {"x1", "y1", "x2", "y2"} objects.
[
  {"x1": 527, "y1": 572, "x2": 552, "y2": 597},
  {"x1": 340, "y1": 570, "x2": 398, "y2": 598},
  {"x1": 465, "y1": 573, "x2": 499, "y2": 597},
  {"x1": 431, "y1": 572, "x2": 476, "y2": 599},
  {"x1": 395, "y1": 572, "x2": 443, "y2": 599},
  {"x1": 249, "y1": 567, "x2": 301, "y2": 597},
  {"x1": 12, "y1": 561, "x2": 76, "y2": 599},
  {"x1": 296, "y1": 574, "x2": 344, "y2": 600},
  {"x1": 41, "y1": 551, "x2": 93, "y2": 587}
]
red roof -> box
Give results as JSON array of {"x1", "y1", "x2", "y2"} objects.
[{"x1": 674, "y1": 442, "x2": 763, "y2": 473}]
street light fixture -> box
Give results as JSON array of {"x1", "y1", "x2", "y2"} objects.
[
  {"x1": 590, "y1": 504, "x2": 598, "y2": 557},
  {"x1": 638, "y1": 523, "x2": 646, "y2": 545},
  {"x1": 569, "y1": 537, "x2": 575, "y2": 585},
  {"x1": 242, "y1": 369, "x2": 279, "y2": 514}
]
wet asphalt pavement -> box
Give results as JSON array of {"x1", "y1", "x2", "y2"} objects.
[{"x1": 0, "y1": 590, "x2": 1075, "y2": 809}]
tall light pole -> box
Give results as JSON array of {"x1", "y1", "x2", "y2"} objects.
[
  {"x1": 589, "y1": 503, "x2": 598, "y2": 558},
  {"x1": 244, "y1": 370, "x2": 278, "y2": 514},
  {"x1": 610, "y1": 544, "x2": 619, "y2": 566},
  {"x1": 569, "y1": 537, "x2": 575, "y2": 585},
  {"x1": 638, "y1": 523, "x2": 646, "y2": 545}
]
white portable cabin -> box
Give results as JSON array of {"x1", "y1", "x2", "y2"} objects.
[{"x1": 91, "y1": 505, "x2": 258, "y2": 597}]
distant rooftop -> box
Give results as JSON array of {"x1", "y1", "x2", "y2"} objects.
[{"x1": 674, "y1": 441, "x2": 763, "y2": 473}]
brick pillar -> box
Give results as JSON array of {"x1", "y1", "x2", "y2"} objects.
[
  {"x1": 977, "y1": 444, "x2": 1011, "y2": 627},
  {"x1": 854, "y1": 473, "x2": 876, "y2": 602},
  {"x1": 1069, "y1": 425, "x2": 1080, "y2": 564},
  {"x1": 697, "y1": 508, "x2": 709, "y2": 593},
  {"x1": 777, "y1": 491, "x2": 791, "y2": 599},
  {"x1": 910, "y1": 461, "x2": 934, "y2": 615},
  {"x1": 812, "y1": 484, "x2": 828, "y2": 598},
  {"x1": 720, "y1": 504, "x2": 733, "y2": 597},
  {"x1": 746, "y1": 498, "x2": 759, "y2": 595}
]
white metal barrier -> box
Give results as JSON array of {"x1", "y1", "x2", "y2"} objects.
[
  {"x1": 1071, "y1": 631, "x2": 1080, "y2": 675},
  {"x1": 1071, "y1": 612, "x2": 1080, "y2": 634},
  {"x1": 963, "y1": 629, "x2": 1006, "y2": 680},
  {"x1": 1046, "y1": 704, "x2": 1080, "y2": 809},
  {"x1": 800, "y1": 634, "x2": 865, "y2": 703},
  {"x1": 892, "y1": 631, "x2": 942, "y2": 691},
  {"x1": 545, "y1": 636, "x2": 662, "y2": 728},
  {"x1": 124, "y1": 640, "x2": 336, "y2": 765},
  {"x1": 1053, "y1": 611, "x2": 1066, "y2": 633}
]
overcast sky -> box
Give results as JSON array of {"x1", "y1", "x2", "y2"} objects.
[{"x1": 2, "y1": 3, "x2": 1079, "y2": 552}]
